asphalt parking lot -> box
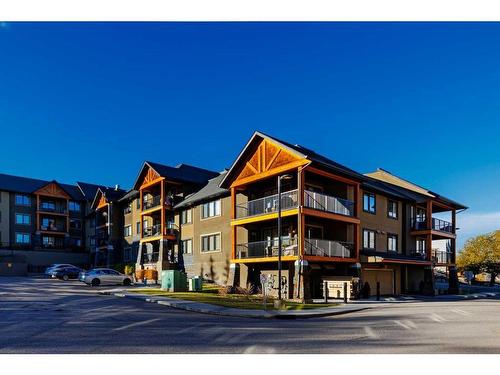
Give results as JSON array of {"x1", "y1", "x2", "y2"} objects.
[{"x1": 1, "y1": 276, "x2": 499, "y2": 353}]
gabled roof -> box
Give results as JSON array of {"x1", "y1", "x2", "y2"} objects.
[
  {"x1": 0, "y1": 173, "x2": 85, "y2": 200},
  {"x1": 90, "y1": 186, "x2": 127, "y2": 210},
  {"x1": 77, "y1": 181, "x2": 108, "y2": 202},
  {"x1": 132, "y1": 161, "x2": 219, "y2": 190},
  {"x1": 118, "y1": 189, "x2": 139, "y2": 203},
  {"x1": 175, "y1": 171, "x2": 229, "y2": 210},
  {"x1": 220, "y1": 131, "x2": 367, "y2": 188},
  {"x1": 364, "y1": 168, "x2": 467, "y2": 210}
]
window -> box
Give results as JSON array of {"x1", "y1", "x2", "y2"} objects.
[
  {"x1": 15, "y1": 194, "x2": 31, "y2": 206},
  {"x1": 387, "y1": 234, "x2": 398, "y2": 252},
  {"x1": 181, "y1": 239, "x2": 193, "y2": 255},
  {"x1": 68, "y1": 201, "x2": 81, "y2": 212},
  {"x1": 124, "y1": 204, "x2": 132, "y2": 214},
  {"x1": 90, "y1": 237, "x2": 96, "y2": 247},
  {"x1": 15, "y1": 213, "x2": 30, "y2": 225},
  {"x1": 136, "y1": 199, "x2": 140, "y2": 209},
  {"x1": 124, "y1": 225, "x2": 132, "y2": 237},
  {"x1": 417, "y1": 239, "x2": 426, "y2": 253},
  {"x1": 42, "y1": 236, "x2": 55, "y2": 246},
  {"x1": 40, "y1": 201, "x2": 56, "y2": 211},
  {"x1": 15, "y1": 232, "x2": 30, "y2": 244},
  {"x1": 136, "y1": 222, "x2": 140, "y2": 235},
  {"x1": 201, "y1": 200, "x2": 221, "y2": 219},
  {"x1": 124, "y1": 247, "x2": 132, "y2": 262},
  {"x1": 71, "y1": 238, "x2": 82, "y2": 247},
  {"x1": 181, "y1": 209, "x2": 192, "y2": 224},
  {"x1": 363, "y1": 229, "x2": 376, "y2": 250},
  {"x1": 363, "y1": 193, "x2": 376, "y2": 214},
  {"x1": 70, "y1": 219, "x2": 82, "y2": 230},
  {"x1": 387, "y1": 200, "x2": 398, "y2": 219},
  {"x1": 201, "y1": 233, "x2": 221, "y2": 252}
]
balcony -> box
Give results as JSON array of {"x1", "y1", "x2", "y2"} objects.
[
  {"x1": 433, "y1": 251, "x2": 453, "y2": 264},
  {"x1": 236, "y1": 237, "x2": 298, "y2": 259},
  {"x1": 143, "y1": 195, "x2": 161, "y2": 211},
  {"x1": 142, "y1": 223, "x2": 178, "y2": 238},
  {"x1": 412, "y1": 218, "x2": 453, "y2": 233},
  {"x1": 235, "y1": 189, "x2": 298, "y2": 219},
  {"x1": 39, "y1": 224, "x2": 67, "y2": 233},
  {"x1": 304, "y1": 238, "x2": 354, "y2": 258},
  {"x1": 142, "y1": 252, "x2": 159, "y2": 264},
  {"x1": 304, "y1": 190, "x2": 354, "y2": 217},
  {"x1": 38, "y1": 203, "x2": 68, "y2": 215}
]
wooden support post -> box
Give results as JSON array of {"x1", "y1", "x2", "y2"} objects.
[
  {"x1": 231, "y1": 187, "x2": 236, "y2": 259},
  {"x1": 298, "y1": 167, "x2": 305, "y2": 257}
]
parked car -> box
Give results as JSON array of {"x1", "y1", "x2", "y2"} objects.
[
  {"x1": 80, "y1": 268, "x2": 132, "y2": 287},
  {"x1": 45, "y1": 264, "x2": 76, "y2": 277},
  {"x1": 49, "y1": 266, "x2": 83, "y2": 281},
  {"x1": 435, "y1": 275, "x2": 449, "y2": 290}
]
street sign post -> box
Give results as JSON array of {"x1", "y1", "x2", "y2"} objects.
[{"x1": 260, "y1": 274, "x2": 268, "y2": 310}]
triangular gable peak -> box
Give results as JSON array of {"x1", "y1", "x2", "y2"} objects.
[
  {"x1": 33, "y1": 181, "x2": 71, "y2": 199},
  {"x1": 228, "y1": 135, "x2": 309, "y2": 188},
  {"x1": 91, "y1": 188, "x2": 109, "y2": 210},
  {"x1": 133, "y1": 162, "x2": 164, "y2": 191}
]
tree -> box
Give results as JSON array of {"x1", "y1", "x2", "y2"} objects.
[{"x1": 457, "y1": 231, "x2": 500, "y2": 286}]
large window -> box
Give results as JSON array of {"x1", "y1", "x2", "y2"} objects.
[
  {"x1": 201, "y1": 200, "x2": 221, "y2": 219},
  {"x1": 181, "y1": 209, "x2": 192, "y2": 224},
  {"x1": 417, "y1": 238, "x2": 426, "y2": 253},
  {"x1": 363, "y1": 193, "x2": 376, "y2": 214},
  {"x1": 40, "y1": 201, "x2": 56, "y2": 211},
  {"x1": 363, "y1": 229, "x2": 376, "y2": 250},
  {"x1": 15, "y1": 213, "x2": 30, "y2": 225},
  {"x1": 68, "y1": 201, "x2": 81, "y2": 212},
  {"x1": 387, "y1": 200, "x2": 398, "y2": 219},
  {"x1": 15, "y1": 232, "x2": 30, "y2": 244},
  {"x1": 15, "y1": 194, "x2": 31, "y2": 206},
  {"x1": 181, "y1": 239, "x2": 193, "y2": 255},
  {"x1": 124, "y1": 225, "x2": 132, "y2": 237},
  {"x1": 201, "y1": 233, "x2": 221, "y2": 253},
  {"x1": 387, "y1": 234, "x2": 398, "y2": 252}
]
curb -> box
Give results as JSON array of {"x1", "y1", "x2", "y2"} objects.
[{"x1": 99, "y1": 291, "x2": 369, "y2": 319}]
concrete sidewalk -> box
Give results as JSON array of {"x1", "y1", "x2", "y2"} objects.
[{"x1": 99, "y1": 289, "x2": 369, "y2": 319}]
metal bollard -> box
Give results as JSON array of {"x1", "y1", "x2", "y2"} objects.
[
  {"x1": 343, "y1": 282, "x2": 348, "y2": 304},
  {"x1": 376, "y1": 281, "x2": 381, "y2": 301},
  {"x1": 324, "y1": 281, "x2": 328, "y2": 303}
]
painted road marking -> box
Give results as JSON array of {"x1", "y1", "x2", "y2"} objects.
[
  {"x1": 393, "y1": 320, "x2": 415, "y2": 330},
  {"x1": 112, "y1": 318, "x2": 161, "y2": 331},
  {"x1": 430, "y1": 313, "x2": 448, "y2": 323},
  {"x1": 451, "y1": 309, "x2": 472, "y2": 316},
  {"x1": 364, "y1": 326, "x2": 379, "y2": 339}
]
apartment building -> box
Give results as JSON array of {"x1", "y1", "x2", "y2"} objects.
[
  {"x1": 174, "y1": 171, "x2": 232, "y2": 284},
  {"x1": 218, "y1": 131, "x2": 466, "y2": 300},
  {"x1": 132, "y1": 161, "x2": 219, "y2": 279},
  {"x1": 119, "y1": 189, "x2": 141, "y2": 266},
  {"x1": 0, "y1": 173, "x2": 93, "y2": 272}
]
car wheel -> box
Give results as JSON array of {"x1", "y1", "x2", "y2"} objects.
[
  {"x1": 62, "y1": 274, "x2": 69, "y2": 281},
  {"x1": 91, "y1": 278, "x2": 101, "y2": 287},
  {"x1": 123, "y1": 278, "x2": 131, "y2": 286}
]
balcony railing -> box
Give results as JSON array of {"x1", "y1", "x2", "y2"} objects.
[
  {"x1": 143, "y1": 223, "x2": 178, "y2": 238},
  {"x1": 433, "y1": 251, "x2": 453, "y2": 264},
  {"x1": 412, "y1": 218, "x2": 454, "y2": 233},
  {"x1": 38, "y1": 205, "x2": 68, "y2": 214},
  {"x1": 304, "y1": 238, "x2": 354, "y2": 258},
  {"x1": 235, "y1": 189, "x2": 299, "y2": 219},
  {"x1": 236, "y1": 237, "x2": 298, "y2": 259},
  {"x1": 142, "y1": 252, "x2": 159, "y2": 264},
  {"x1": 39, "y1": 224, "x2": 66, "y2": 232},
  {"x1": 408, "y1": 250, "x2": 427, "y2": 259},
  {"x1": 143, "y1": 195, "x2": 161, "y2": 210},
  {"x1": 304, "y1": 190, "x2": 354, "y2": 217}
]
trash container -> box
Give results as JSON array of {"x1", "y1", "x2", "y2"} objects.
[
  {"x1": 161, "y1": 270, "x2": 187, "y2": 292},
  {"x1": 189, "y1": 276, "x2": 203, "y2": 292}
]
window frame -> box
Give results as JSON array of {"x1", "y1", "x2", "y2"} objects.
[
  {"x1": 124, "y1": 225, "x2": 132, "y2": 237},
  {"x1": 200, "y1": 232, "x2": 221, "y2": 253},
  {"x1": 15, "y1": 194, "x2": 31, "y2": 206},
  {"x1": 181, "y1": 238, "x2": 193, "y2": 255},
  {"x1": 362, "y1": 229, "x2": 376, "y2": 250},
  {"x1": 363, "y1": 193, "x2": 376, "y2": 214},
  {"x1": 387, "y1": 233, "x2": 398, "y2": 252},
  {"x1": 68, "y1": 200, "x2": 81, "y2": 212},
  {"x1": 387, "y1": 200, "x2": 398, "y2": 219},
  {"x1": 15, "y1": 213, "x2": 31, "y2": 225},
  {"x1": 200, "y1": 199, "x2": 221, "y2": 220},
  {"x1": 181, "y1": 209, "x2": 193, "y2": 225},
  {"x1": 15, "y1": 232, "x2": 30, "y2": 244}
]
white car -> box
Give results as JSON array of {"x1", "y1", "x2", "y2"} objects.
[{"x1": 80, "y1": 268, "x2": 132, "y2": 287}]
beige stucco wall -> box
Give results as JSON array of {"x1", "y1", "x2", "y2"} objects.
[
  {"x1": 0, "y1": 191, "x2": 9, "y2": 246},
  {"x1": 178, "y1": 195, "x2": 232, "y2": 284},
  {"x1": 359, "y1": 190, "x2": 403, "y2": 253}
]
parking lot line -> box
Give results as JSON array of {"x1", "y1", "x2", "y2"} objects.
[{"x1": 112, "y1": 318, "x2": 161, "y2": 331}]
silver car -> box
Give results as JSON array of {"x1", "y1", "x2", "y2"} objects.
[{"x1": 81, "y1": 268, "x2": 132, "y2": 287}]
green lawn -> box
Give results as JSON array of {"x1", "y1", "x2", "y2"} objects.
[{"x1": 129, "y1": 285, "x2": 338, "y2": 311}]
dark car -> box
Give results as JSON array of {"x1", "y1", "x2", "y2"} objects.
[{"x1": 50, "y1": 266, "x2": 83, "y2": 281}]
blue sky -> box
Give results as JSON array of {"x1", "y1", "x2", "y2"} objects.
[{"x1": 1, "y1": 22, "x2": 499, "y2": 247}]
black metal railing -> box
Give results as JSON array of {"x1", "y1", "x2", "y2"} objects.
[
  {"x1": 236, "y1": 237, "x2": 298, "y2": 259},
  {"x1": 235, "y1": 189, "x2": 299, "y2": 219},
  {"x1": 412, "y1": 218, "x2": 453, "y2": 233},
  {"x1": 39, "y1": 224, "x2": 67, "y2": 232},
  {"x1": 143, "y1": 223, "x2": 162, "y2": 238},
  {"x1": 38, "y1": 204, "x2": 68, "y2": 214},
  {"x1": 142, "y1": 252, "x2": 159, "y2": 264},
  {"x1": 408, "y1": 250, "x2": 427, "y2": 259},
  {"x1": 304, "y1": 190, "x2": 354, "y2": 216},
  {"x1": 432, "y1": 251, "x2": 453, "y2": 264},
  {"x1": 143, "y1": 195, "x2": 161, "y2": 210},
  {"x1": 304, "y1": 238, "x2": 354, "y2": 258}
]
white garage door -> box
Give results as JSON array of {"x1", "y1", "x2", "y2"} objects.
[{"x1": 364, "y1": 269, "x2": 394, "y2": 295}]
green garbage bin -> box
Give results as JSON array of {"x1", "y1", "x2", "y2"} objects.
[
  {"x1": 189, "y1": 276, "x2": 203, "y2": 292},
  {"x1": 161, "y1": 270, "x2": 187, "y2": 292}
]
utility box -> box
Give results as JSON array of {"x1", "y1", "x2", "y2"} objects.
[
  {"x1": 161, "y1": 270, "x2": 187, "y2": 292},
  {"x1": 188, "y1": 276, "x2": 203, "y2": 292}
]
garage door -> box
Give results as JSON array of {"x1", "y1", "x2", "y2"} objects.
[{"x1": 364, "y1": 269, "x2": 394, "y2": 295}]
